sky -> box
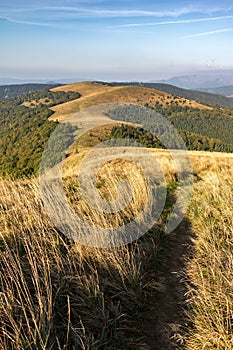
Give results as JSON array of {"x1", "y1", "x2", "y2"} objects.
[{"x1": 1, "y1": 0, "x2": 233, "y2": 81}]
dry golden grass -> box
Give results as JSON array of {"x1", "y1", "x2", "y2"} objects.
[
  {"x1": 61, "y1": 158, "x2": 148, "y2": 232},
  {"x1": 150, "y1": 149, "x2": 233, "y2": 181},
  {"x1": 0, "y1": 160, "x2": 157, "y2": 349},
  {"x1": 49, "y1": 82, "x2": 211, "y2": 122},
  {"x1": 1, "y1": 148, "x2": 233, "y2": 349},
  {"x1": 62, "y1": 145, "x2": 233, "y2": 181},
  {"x1": 62, "y1": 149, "x2": 233, "y2": 348},
  {"x1": 51, "y1": 81, "x2": 113, "y2": 96},
  {"x1": 0, "y1": 181, "x2": 143, "y2": 349},
  {"x1": 186, "y1": 168, "x2": 233, "y2": 349},
  {"x1": 22, "y1": 98, "x2": 52, "y2": 108}
]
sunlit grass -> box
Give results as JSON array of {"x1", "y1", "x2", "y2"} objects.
[
  {"x1": 186, "y1": 169, "x2": 233, "y2": 349},
  {"x1": 0, "y1": 152, "x2": 233, "y2": 349}
]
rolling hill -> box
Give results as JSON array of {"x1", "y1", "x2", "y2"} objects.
[
  {"x1": 0, "y1": 89, "x2": 80, "y2": 177},
  {"x1": 105, "y1": 81, "x2": 233, "y2": 108},
  {"x1": 50, "y1": 81, "x2": 210, "y2": 121},
  {"x1": 0, "y1": 81, "x2": 233, "y2": 179},
  {"x1": 50, "y1": 81, "x2": 233, "y2": 150}
]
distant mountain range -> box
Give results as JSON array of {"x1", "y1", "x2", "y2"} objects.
[
  {"x1": 0, "y1": 78, "x2": 85, "y2": 86},
  {"x1": 156, "y1": 70, "x2": 233, "y2": 90},
  {"x1": 200, "y1": 85, "x2": 233, "y2": 96},
  {"x1": 2, "y1": 69, "x2": 233, "y2": 91}
]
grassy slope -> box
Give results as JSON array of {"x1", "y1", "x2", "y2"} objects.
[
  {"x1": 1, "y1": 153, "x2": 233, "y2": 349},
  {"x1": 107, "y1": 82, "x2": 233, "y2": 108},
  {"x1": 187, "y1": 168, "x2": 233, "y2": 349},
  {"x1": 49, "y1": 82, "x2": 211, "y2": 121},
  {"x1": 44, "y1": 83, "x2": 233, "y2": 347}
]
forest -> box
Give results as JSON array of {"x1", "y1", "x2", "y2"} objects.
[
  {"x1": 110, "y1": 124, "x2": 230, "y2": 152},
  {"x1": 0, "y1": 90, "x2": 79, "y2": 178},
  {"x1": 106, "y1": 104, "x2": 233, "y2": 152},
  {"x1": 0, "y1": 83, "x2": 61, "y2": 100}
]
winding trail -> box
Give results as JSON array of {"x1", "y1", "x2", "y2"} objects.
[{"x1": 142, "y1": 218, "x2": 195, "y2": 350}]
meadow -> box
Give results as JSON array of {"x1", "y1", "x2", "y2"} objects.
[{"x1": 1, "y1": 150, "x2": 232, "y2": 349}]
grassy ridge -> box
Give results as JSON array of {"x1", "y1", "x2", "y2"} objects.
[
  {"x1": 49, "y1": 82, "x2": 210, "y2": 122},
  {"x1": 106, "y1": 81, "x2": 233, "y2": 108},
  {"x1": 1, "y1": 82, "x2": 223, "y2": 179}
]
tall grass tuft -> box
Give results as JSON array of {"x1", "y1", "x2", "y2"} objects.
[
  {"x1": 186, "y1": 169, "x2": 233, "y2": 349},
  {"x1": 0, "y1": 177, "x2": 162, "y2": 349}
]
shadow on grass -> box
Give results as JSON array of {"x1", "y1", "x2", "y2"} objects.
[{"x1": 138, "y1": 208, "x2": 195, "y2": 349}]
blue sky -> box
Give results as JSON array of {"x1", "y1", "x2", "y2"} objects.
[{"x1": 1, "y1": 0, "x2": 233, "y2": 80}]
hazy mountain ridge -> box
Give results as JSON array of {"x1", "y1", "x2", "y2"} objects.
[
  {"x1": 156, "y1": 70, "x2": 233, "y2": 89},
  {"x1": 200, "y1": 85, "x2": 233, "y2": 96},
  {"x1": 0, "y1": 78, "x2": 86, "y2": 86}
]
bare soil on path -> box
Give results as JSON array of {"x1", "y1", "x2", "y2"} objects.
[{"x1": 141, "y1": 219, "x2": 194, "y2": 350}]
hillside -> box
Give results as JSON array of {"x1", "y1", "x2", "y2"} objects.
[
  {"x1": 50, "y1": 82, "x2": 233, "y2": 153},
  {"x1": 1, "y1": 81, "x2": 233, "y2": 179},
  {"x1": 0, "y1": 82, "x2": 233, "y2": 177},
  {"x1": 106, "y1": 81, "x2": 233, "y2": 108},
  {"x1": 103, "y1": 104, "x2": 232, "y2": 150},
  {"x1": 1, "y1": 151, "x2": 233, "y2": 349},
  {"x1": 50, "y1": 81, "x2": 210, "y2": 121},
  {"x1": 0, "y1": 83, "x2": 60, "y2": 100},
  {"x1": 0, "y1": 89, "x2": 80, "y2": 178}
]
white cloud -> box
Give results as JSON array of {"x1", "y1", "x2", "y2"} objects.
[
  {"x1": 1, "y1": 4, "x2": 233, "y2": 29},
  {"x1": 1, "y1": 4, "x2": 230, "y2": 20},
  {"x1": 182, "y1": 27, "x2": 233, "y2": 38},
  {"x1": 116, "y1": 15, "x2": 233, "y2": 28},
  {"x1": 40, "y1": 6, "x2": 194, "y2": 17},
  {"x1": 0, "y1": 15, "x2": 53, "y2": 26}
]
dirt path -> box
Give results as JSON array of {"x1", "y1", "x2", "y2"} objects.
[
  {"x1": 142, "y1": 218, "x2": 194, "y2": 349},
  {"x1": 49, "y1": 86, "x2": 124, "y2": 121}
]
